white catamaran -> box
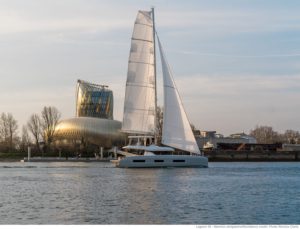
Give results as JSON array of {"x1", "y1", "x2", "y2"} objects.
[{"x1": 112, "y1": 8, "x2": 208, "y2": 168}]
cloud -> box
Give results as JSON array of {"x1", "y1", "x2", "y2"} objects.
[
  {"x1": 0, "y1": 11, "x2": 131, "y2": 34},
  {"x1": 172, "y1": 74, "x2": 300, "y2": 135},
  {"x1": 2, "y1": 3, "x2": 300, "y2": 37},
  {"x1": 157, "y1": 8, "x2": 300, "y2": 39},
  {"x1": 1, "y1": 0, "x2": 300, "y2": 136},
  {"x1": 174, "y1": 51, "x2": 300, "y2": 59},
  {"x1": 176, "y1": 74, "x2": 300, "y2": 96},
  {"x1": 0, "y1": 0, "x2": 140, "y2": 35},
  {"x1": 0, "y1": 85, "x2": 75, "y2": 130}
]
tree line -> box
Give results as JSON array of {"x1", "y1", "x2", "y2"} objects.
[
  {"x1": 1, "y1": 106, "x2": 299, "y2": 156},
  {"x1": 0, "y1": 106, "x2": 61, "y2": 155},
  {"x1": 250, "y1": 125, "x2": 300, "y2": 144}
]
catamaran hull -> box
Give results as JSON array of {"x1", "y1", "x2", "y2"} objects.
[{"x1": 113, "y1": 155, "x2": 208, "y2": 168}]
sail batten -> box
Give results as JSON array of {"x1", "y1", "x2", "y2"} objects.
[
  {"x1": 128, "y1": 61, "x2": 154, "y2": 65},
  {"x1": 158, "y1": 37, "x2": 201, "y2": 155},
  {"x1": 122, "y1": 10, "x2": 156, "y2": 135},
  {"x1": 126, "y1": 84, "x2": 155, "y2": 89},
  {"x1": 132, "y1": 38, "x2": 153, "y2": 43}
]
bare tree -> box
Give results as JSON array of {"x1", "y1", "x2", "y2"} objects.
[
  {"x1": 0, "y1": 112, "x2": 18, "y2": 152},
  {"x1": 190, "y1": 123, "x2": 201, "y2": 134},
  {"x1": 283, "y1": 130, "x2": 300, "y2": 144},
  {"x1": 7, "y1": 113, "x2": 18, "y2": 151},
  {"x1": 27, "y1": 113, "x2": 42, "y2": 153},
  {"x1": 250, "y1": 125, "x2": 280, "y2": 144},
  {"x1": 156, "y1": 106, "x2": 163, "y2": 144},
  {"x1": 41, "y1": 106, "x2": 61, "y2": 147},
  {"x1": 20, "y1": 125, "x2": 31, "y2": 153},
  {"x1": 0, "y1": 113, "x2": 9, "y2": 146}
]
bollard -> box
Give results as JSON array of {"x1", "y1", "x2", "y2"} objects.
[
  {"x1": 114, "y1": 146, "x2": 117, "y2": 159},
  {"x1": 27, "y1": 146, "x2": 31, "y2": 162},
  {"x1": 100, "y1": 147, "x2": 104, "y2": 159}
]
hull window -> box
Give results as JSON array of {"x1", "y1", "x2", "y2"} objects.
[
  {"x1": 173, "y1": 160, "x2": 185, "y2": 162},
  {"x1": 132, "y1": 160, "x2": 146, "y2": 163},
  {"x1": 154, "y1": 160, "x2": 164, "y2": 163}
]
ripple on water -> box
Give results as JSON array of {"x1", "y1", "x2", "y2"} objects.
[
  {"x1": 0, "y1": 166, "x2": 37, "y2": 169},
  {"x1": 0, "y1": 162, "x2": 300, "y2": 224}
]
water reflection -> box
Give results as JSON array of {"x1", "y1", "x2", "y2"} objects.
[{"x1": 0, "y1": 162, "x2": 300, "y2": 224}]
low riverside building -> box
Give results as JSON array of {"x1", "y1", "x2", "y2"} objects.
[
  {"x1": 195, "y1": 131, "x2": 257, "y2": 149},
  {"x1": 197, "y1": 132, "x2": 300, "y2": 162},
  {"x1": 282, "y1": 144, "x2": 300, "y2": 151}
]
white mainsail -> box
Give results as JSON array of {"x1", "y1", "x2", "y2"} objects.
[
  {"x1": 158, "y1": 38, "x2": 201, "y2": 154},
  {"x1": 122, "y1": 11, "x2": 156, "y2": 134}
]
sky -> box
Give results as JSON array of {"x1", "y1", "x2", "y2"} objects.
[{"x1": 0, "y1": 0, "x2": 300, "y2": 136}]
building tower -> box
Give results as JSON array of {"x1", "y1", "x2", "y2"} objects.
[{"x1": 76, "y1": 80, "x2": 113, "y2": 119}]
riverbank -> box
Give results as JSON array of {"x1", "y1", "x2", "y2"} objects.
[
  {"x1": 204, "y1": 150, "x2": 300, "y2": 162},
  {"x1": 1, "y1": 151, "x2": 300, "y2": 162},
  {"x1": 20, "y1": 157, "x2": 111, "y2": 162},
  {"x1": 0, "y1": 158, "x2": 22, "y2": 162},
  {"x1": 0, "y1": 152, "x2": 111, "y2": 162},
  {"x1": 0, "y1": 152, "x2": 26, "y2": 162}
]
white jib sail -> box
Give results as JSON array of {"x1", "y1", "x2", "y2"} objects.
[
  {"x1": 158, "y1": 37, "x2": 201, "y2": 154},
  {"x1": 122, "y1": 11, "x2": 156, "y2": 134}
]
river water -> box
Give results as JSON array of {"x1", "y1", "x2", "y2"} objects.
[{"x1": 0, "y1": 161, "x2": 299, "y2": 224}]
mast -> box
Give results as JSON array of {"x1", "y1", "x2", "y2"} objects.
[{"x1": 151, "y1": 7, "x2": 158, "y2": 145}]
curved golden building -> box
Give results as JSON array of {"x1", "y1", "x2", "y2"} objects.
[{"x1": 55, "y1": 117, "x2": 124, "y2": 147}]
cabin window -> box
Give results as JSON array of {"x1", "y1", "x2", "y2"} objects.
[
  {"x1": 132, "y1": 160, "x2": 145, "y2": 163},
  {"x1": 173, "y1": 160, "x2": 185, "y2": 163},
  {"x1": 154, "y1": 160, "x2": 164, "y2": 163}
]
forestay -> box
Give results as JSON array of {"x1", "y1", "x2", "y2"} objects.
[
  {"x1": 122, "y1": 11, "x2": 156, "y2": 134},
  {"x1": 158, "y1": 37, "x2": 201, "y2": 154}
]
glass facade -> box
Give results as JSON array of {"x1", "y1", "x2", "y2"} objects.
[{"x1": 76, "y1": 80, "x2": 113, "y2": 119}]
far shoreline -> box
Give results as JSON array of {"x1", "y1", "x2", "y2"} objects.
[
  {"x1": 1, "y1": 157, "x2": 300, "y2": 163},
  {"x1": 1, "y1": 150, "x2": 300, "y2": 163}
]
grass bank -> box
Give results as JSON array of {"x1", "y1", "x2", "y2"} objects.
[{"x1": 0, "y1": 152, "x2": 27, "y2": 162}]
